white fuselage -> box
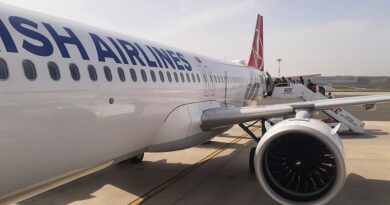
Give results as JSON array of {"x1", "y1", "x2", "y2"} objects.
[{"x1": 0, "y1": 5, "x2": 265, "y2": 198}]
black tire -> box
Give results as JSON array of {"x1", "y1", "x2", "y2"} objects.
[
  {"x1": 129, "y1": 153, "x2": 144, "y2": 164},
  {"x1": 249, "y1": 147, "x2": 256, "y2": 173},
  {"x1": 202, "y1": 139, "x2": 212, "y2": 145}
]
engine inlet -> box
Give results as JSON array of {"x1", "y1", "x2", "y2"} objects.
[{"x1": 262, "y1": 132, "x2": 337, "y2": 202}]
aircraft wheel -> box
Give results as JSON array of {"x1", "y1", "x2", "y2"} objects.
[
  {"x1": 249, "y1": 147, "x2": 256, "y2": 173},
  {"x1": 129, "y1": 153, "x2": 144, "y2": 164},
  {"x1": 202, "y1": 139, "x2": 212, "y2": 144}
]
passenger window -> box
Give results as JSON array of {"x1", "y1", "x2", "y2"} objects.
[
  {"x1": 150, "y1": 70, "x2": 156, "y2": 82},
  {"x1": 23, "y1": 60, "x2": 37, "y2": 80},
  {"x1": 191, "y1": 73, "x2": 195, "y2": 82},
  {"x1": 196, "y1": 73, "x2": 200, "y2": 82},
  {"x1": 104, "y1": 66, "x2": 112, "y2": 81},
  {"x1": 141, "y1": 69, "x2": 147, "y2": 82},
  {"x1": 117, "y1": 67, "x2": 125, "y2": 82},
  {"x1": 130, "y1": 68, "x2": 137, "y2": 82},
  {"x1": 186, "y1": 73, "x2": 191, "y2": 82},
  {"x1": 167, "y1": 71, "x2": 172, "y2": 82},
  {"x1": 48, "y1": 62, "x2": 60, "y2": 81},
  {"x1": 180, "y1": 73, "x2": 185, "y2": 82},
  {"x1": 0, "y1": 58, "x2": 8, "y2": 80},
  {"x1": 174, "y1": 72, "x2": 179, "y2": 82},
  {"x1": 159, "y1": 71, "x2": 164, "y2": 82},
  {"x1": 88, "y1": 65, "x2": 97, "y2": 81},
  {"x1": 203, "y1": 75, "x2": 207, "y2": 83},
  {"x1": 69, "y1": 63, "x2": 80, "y2": 81}
]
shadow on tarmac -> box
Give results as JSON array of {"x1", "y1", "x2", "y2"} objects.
[
  {"x1": 18, "y1": 138, "x2": 253, "y2": 205},
  {"x1": 340, "y1": 128, "x2": 389, "y2": 139},
  {"x1": 333, "y1": 173, "x2": 390, "y2": 205}
]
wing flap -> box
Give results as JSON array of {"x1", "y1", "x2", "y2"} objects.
[
  {"x1": 311, "y1": 94, "x2": 390, "y2": 110},
  {"x1": 201, "y1": 94, "x2": 390, "y2": 130},
  {"x1": 201, "y1": 105, "x2": 294, "y2": 130}
]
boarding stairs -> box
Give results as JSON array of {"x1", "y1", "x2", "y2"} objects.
[{"x1": 271, "y1": 83, "x2": 365, "y2": 134}]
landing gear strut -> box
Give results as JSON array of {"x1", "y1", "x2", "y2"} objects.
[
  {"x1": 238, "y1": 120, "x2": 261, "y2": 142},
  {"x1": 239, "y1": 119, "x2": 269, "y2": 173},
  {"x1": 249, "y1": 147, "x2": 256, "y2": 173},
  {"x1": 129, "y1": 153, "x2": 144, "y2": 164}
]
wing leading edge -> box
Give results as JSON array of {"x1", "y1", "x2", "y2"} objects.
[{"x1": 201, "y1": 94, "x2": 390, "y2": 130}]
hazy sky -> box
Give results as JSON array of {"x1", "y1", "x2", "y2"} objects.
[{"x1": 1, "y1": 0, "x2": 389, "y2": 76}]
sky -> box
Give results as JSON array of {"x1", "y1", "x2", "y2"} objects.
[{"x1": 0, "y1": 0, "x2": 389, "y2": 77}]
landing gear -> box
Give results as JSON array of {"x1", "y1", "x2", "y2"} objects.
[
  {"x1": 249, "y1": 147, "x2": 256, "y2": 173},
  {"x1": 239, "y1": 119, "x2": 270, "y2": 173},
  {"x1": 261, "y1": 119, "x2": 267, "y2": 136},
  {"x1": 202, "y1": 139, "x2": 212, "y2": 144},
  {"x1": 129, "y1": 153, "x2": 144, "y2": 164},
  {"x1": 238, "y1": 121, "x2": 261, "y2": 142}
]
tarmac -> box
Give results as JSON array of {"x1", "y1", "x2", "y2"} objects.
[{"x1": 12, "y1": 92, "x2": 390, "y2": 205}]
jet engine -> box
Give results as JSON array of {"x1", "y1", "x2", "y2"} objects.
[{"x1": 254, "y1": 118, "x2": 346, "y2": 205}]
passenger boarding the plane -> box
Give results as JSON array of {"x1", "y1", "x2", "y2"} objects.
[
  {"x1": 319, "y1": 86, "x2": 325, "y2": 95},
  {"x1": 307, "y1": 79, "x2": 316, "y2": 92},
  {"x1": 299, "y1": 76, "x2": 304, "y2": 85}
]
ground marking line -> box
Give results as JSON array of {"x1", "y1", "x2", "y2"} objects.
[{"x1": 129, "y1": 128, "x2": 258, "y2": 205}]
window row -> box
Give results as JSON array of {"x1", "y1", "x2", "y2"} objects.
[
  {"x1": 21, "y1": 60, "x2": 204, "y2": 84},
  {"x1": 0, "y1": 58, "x2": 253, "y2": 85}
]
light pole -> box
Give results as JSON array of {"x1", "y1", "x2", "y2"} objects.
[{"x1": 276, "y1": 58, "x2": 282, "y2": 78}]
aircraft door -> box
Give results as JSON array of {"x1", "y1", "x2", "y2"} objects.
[
  {"x1": 200, "y1": 65, "x2": 209, "y2": 97},
  {"x1": 200, "y1": 66, "x2": 215, "y2": 97},
  {"x1": 245, "y1": 70, "x2": 259, "y2": 101},
  {"x1": 207, "y1": 68, "x2": 216, "y2": 96}
]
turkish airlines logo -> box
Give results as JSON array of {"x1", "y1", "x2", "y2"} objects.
[
  {"x1": 283, "y1": 88, "x2": 292, "y2": 94},
  {"x1": 252, "y1": 28, "x2": 263, "y2": 69},
  {"x1": 248, "y1": 15, "x2": 264, "y2": 71}
]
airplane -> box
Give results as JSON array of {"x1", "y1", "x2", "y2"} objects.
[{"x1": 0, "y1": 3, "x2": 390, "y2": 205}]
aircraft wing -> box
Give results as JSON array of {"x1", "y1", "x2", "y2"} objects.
[{"x1": 201, "y1": 94, "x2": 390, "y2": 130}]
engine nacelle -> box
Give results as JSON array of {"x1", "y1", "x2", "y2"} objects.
[{"x1": 254, "y1": 118, "x2": 346, "y2": 205}]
